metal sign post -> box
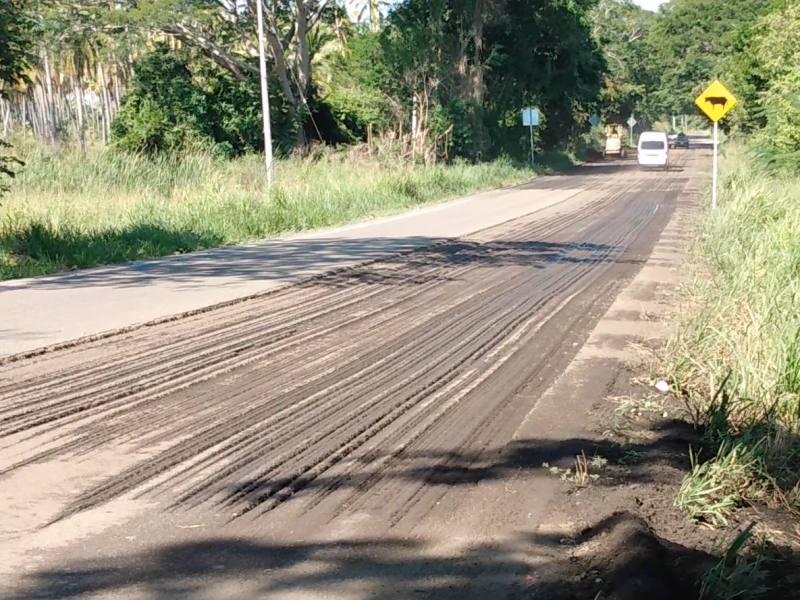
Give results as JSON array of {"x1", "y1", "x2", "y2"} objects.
[
  {"x1": 522, "y1": 109, "x2": 540, "y2": 167},
  {"x1": 255, "y1": 0, "x2": 274, "y2": 186},
  {"x1": 694, "y1": 80, "x2": 737, "y2": 209},
  {"x1": 626, "y1": 115, "x2": 637, "y2": 147},
  {"x1": 712, "y1": 121, "x2": 719, "y2": 209}
]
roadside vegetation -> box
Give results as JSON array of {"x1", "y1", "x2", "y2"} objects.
[
  {"x1": 650, "y1": 3, "x2": 800, "y2": 595},
  {"x1": 0, "y1": 143, "x2": 530, "y2": 279},
  {"x1": 666, "y1": 144, "x2": 800, "y2": 523},
  {"x1": 660, "y1": 0, "x2": 800, "y2": 525}
]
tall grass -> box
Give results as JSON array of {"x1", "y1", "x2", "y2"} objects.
[
  {"x1": 0, "y1": 141, "x2": 532, "y2": 280},
  {"x1": 664, "y1": 143, "x2": 800, "y2": 524}
]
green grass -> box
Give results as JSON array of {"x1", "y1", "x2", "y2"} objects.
[
  {"x1": 0, "y1": 141, "x2": 533, "y2": 280},
  {"x1": 699, "y1": 522, "x2": 768, "y2": 600},
  {"x1": 663, "y1": 143, "x2": 800, "y2": 526}
]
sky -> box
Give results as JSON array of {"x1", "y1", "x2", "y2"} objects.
[{"x1": 633, "y1": 0, "x2": 668, "y2": 11}]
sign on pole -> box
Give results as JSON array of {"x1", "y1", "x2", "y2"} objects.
[
  {"x1": 588, "y1": 113, "x2": 600, "y2": 128},
  {"x1": 522, "y1": 108, "x2": 539, "y2": 127},
  {"x1": 627, "y1": 116, "x2": 637, "y2": 147},
  {"x1": 522, "y1": 109, "x2": 540, "y2": 167},
  {"x1": 695, "y1": 80, "x2": 737, "y2": 209}
]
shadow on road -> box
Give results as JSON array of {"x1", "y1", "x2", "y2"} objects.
[
  {"x1": 1, "y1": 232, "x2": 634, "y2": 293},
  {"x1": 17, "y1": 418, "x2": 799, "y2": 600},
  {"x1": 216, "y1": 421, "x2": 699, "y2": 511},
  {"x1": 16, "y1": 507, "x2": 798, "y2": 600},
  {"x1": 9, "y1": 526, "x2": 709, "y2": 600}
]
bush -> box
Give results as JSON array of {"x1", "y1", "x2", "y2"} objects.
[
  {"x1": 111, "y1": 47, "x2": 213, "y2": 154},
  {"x1": 111, "y1": 46, "x2": 298, "y2": 156}
]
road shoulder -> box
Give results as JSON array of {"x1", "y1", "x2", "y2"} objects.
[
  {"x1": 506, "y1": 191, "x2": 709, "y2": 598},
  {"x1": 516, "y1": 183, "x2": 800, "y2": 599}
]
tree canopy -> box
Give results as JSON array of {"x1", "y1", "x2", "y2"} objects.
[
  {"x1": 0, "y1": 0, "x2": 796, "y2": 165},
  {"x1": 0, "y1": 0, "x2": 33, "y2": 91}
]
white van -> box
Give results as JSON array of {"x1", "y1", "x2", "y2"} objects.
[{"x1": 637, "y1": 131, "x2": 669, "y2": 170}]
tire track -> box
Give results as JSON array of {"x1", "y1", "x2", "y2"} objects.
[{"x1": 1, "y1": 156, "x2": 693, "y2": 533}]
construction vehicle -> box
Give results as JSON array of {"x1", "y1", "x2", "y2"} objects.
[{"x1": 603, "y1": 123, "x2": 628, "y2": 159}]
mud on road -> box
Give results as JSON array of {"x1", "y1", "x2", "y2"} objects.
[{"x1": 1, "y1": 152, "x2": 701, "y2": 599}]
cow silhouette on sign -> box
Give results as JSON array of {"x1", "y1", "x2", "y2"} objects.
[{"x1": 705, "y1": 96, "x2": 729, "y2": 110}]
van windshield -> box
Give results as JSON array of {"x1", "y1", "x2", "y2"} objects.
[{"x1": 641, "y1": 140, "x2": 665, "y2": 150}]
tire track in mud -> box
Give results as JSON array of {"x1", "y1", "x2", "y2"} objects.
[
  {"x1": 346, "y1": 196, "x2": 671, "y2": 528},
  {"x1": 310, "y1": 189, "x2": 670, "y2": 524},
  {"x1": 0, "y1": 177, "x2": 634, "y2": 449},
  {"x1": 1, "y1": 158, "x2": 692, "y2": 531}
]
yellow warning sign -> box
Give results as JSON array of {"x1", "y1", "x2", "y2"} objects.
[{"x1": 695, "y1": 80, "x2": 737, "y2": 122}]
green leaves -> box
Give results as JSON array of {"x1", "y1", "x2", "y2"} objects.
[
  {"x1": 644, "y1": 0, "x2": 773, "y2": 117},
  {"x1": 0, "y1": 0, "x2": 34, "y2": 90},
  {"x1": 381, "y1": 0, "x2": 605, "y2": 160}
]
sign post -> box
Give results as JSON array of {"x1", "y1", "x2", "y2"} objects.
[
  {"x1": 695, "y1": 80, "x2": 737, "y2": 209},
  {"x1": 255, "y1": 0, "x2": 274, "y2": 186},
  {"x1": 522, "y1": 109, "x2": 540, "y2": 167},
  {"x1": 626, "y1": 115, "x2": 637, "y2": 147}
]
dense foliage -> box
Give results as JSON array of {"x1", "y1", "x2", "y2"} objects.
[
  {"x1": 0, "y1": 0, "x2": 32, "y2": 88},
  {"x1": 1, "y1": 0, "x2": 798, "y2": 167},
  {"x1": 0, "y1": 0, "x2": 33, "y2": 197},
  {"x1": 111, "y1": 47, "x2": 297, "y2": 157}
]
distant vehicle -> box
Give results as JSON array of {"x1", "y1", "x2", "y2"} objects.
[
  {"x1": 637, "y1": 131, "x2": 670, "y2": 170},
  {"x1": 667, "y1": 131, "x2": 678, "y2": 148},
  {"x1": 674, "y1": 132, "x2": 689, "y2": 149},
  {"x1": 603, "y1": 123, "x2": 628, "y2": 159}
]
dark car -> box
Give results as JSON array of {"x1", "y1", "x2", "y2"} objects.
[
  {"x1": 667, "y1": 131, "x2": 678, "y2": 148},
  {"x1": 674, "y1": 133, "x2": 690, "y2": 149}
]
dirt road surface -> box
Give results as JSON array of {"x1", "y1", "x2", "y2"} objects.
[{"x1": 1, "y1": 150, "x2": 705, "y2": 600}]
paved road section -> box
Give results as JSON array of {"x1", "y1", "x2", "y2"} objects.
[
  {"x1": 1, "y1": 182, "x2": 586, "y2": 358},
  {"x1": 0, "y1": 150, "x2": 704, "y2": 600}
]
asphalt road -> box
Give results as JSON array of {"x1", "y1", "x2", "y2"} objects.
[{"x1": 0, "y1": 146, "x2": 706, "y2": 600}]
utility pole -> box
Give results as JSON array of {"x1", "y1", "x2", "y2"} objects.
[{"x1": 255, "y1": 0, "x2": 274, "y2": 186}]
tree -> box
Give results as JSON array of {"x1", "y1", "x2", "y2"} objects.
[
  {"x1": 645, "y1": 0, "x2": 774, "y2": 117},
  {"x1": 590, "y1": 0, "x2": 656, "y2": 124},
  {"x1": 383, "y1": 0, "x2": 604, "y2": 160},
  {"x1": 0, "y1": 0, "x2": 33, "y2": 198},
  {"x1": 0, "y1": 0, "x2": 33, "y2": 88},
  {"x1": 114, "y1": 0, "x2": 342, "y2": 143},
  {"x1": 353, "y1": 0, "x2": 392, "y2": 32},
  {"x1": 752, "y1": 0, "x2": 800, "y2": 169}
]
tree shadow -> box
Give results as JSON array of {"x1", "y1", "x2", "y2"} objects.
[
  {"x1": 13, "y1": 507, "x2": 799, "y2": 600},
  {"x1": 1, "y1": 223, "x2": 625, "y2": 293}
]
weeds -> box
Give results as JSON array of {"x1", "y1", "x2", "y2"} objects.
[
  {"x1": 699, "y1": 522, "x2": 768, "y2": 600},
  {"x1": 662, "y1": 144, "x2": 800, "y2": 524},
  {"x1": 0, "y1": 140, "x2": 533, "y2": 280},
  {"x1": 543, "y1": 452, "x2": 608, "y2": 487}
]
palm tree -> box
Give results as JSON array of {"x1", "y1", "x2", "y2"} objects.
[
  {"x1": 352, "y1": 0, "x2": 392, "y2": 32},
  {"x1": 307, "y1": 23, "x2": 342, "y2": 95}
]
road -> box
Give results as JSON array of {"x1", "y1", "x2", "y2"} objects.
[{"x1": 0, "y1": 147, "x2": 705, "y2": 600}]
